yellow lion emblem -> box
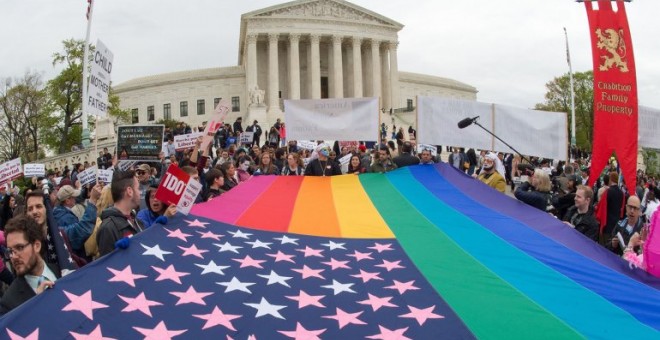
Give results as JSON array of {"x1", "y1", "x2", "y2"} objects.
[{"x1": 595, "y1": 28, "x2": 629, "y2": 72}]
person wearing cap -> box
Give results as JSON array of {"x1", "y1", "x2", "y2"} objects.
[
  {"x1": 136, "y1": 164, "x2": 154, "y2": 210},
  {"x1": 475, "y1": 153, "x2": 506, "y2": 193},
  {"x1": 53, "y1": 184, "x2": 101, "y2": 257}
]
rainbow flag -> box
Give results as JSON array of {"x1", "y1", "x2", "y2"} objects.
[{"x1": 1, "y1": 163, "x2": 658, "y2": 339}]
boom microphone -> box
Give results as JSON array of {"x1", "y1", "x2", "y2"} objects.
[{"x1": 457, "y1": 116, "x2": 479, "y2": 129}]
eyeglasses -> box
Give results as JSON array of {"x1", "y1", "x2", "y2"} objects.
[
  {"x1": 5, "y1": 242, "x2": 31, "y2": 258},
  {"x1": 626, "y1": 205, "x2": 640, "y2": 211},
  {"x1": 136, "y1": 171, "x2": 146, "y2": 175}
]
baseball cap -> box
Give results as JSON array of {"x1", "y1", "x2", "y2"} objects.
[
  {"x1": 137, "y1": 164, "x2": 150, "y2": 172},
  {"x1": 359, "y1": 145, "x2": 367, "y2": 152},
  {"x1": 57, "y1": 185, "x2": 81, "y2": 201}
]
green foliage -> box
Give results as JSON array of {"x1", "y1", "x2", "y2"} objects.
[
  {"x1": 642, "y1": 149, "x2": 659, "y2": 177},
  {"x1": 534, "y1": 71, "x2": 594, "y2": 150}
]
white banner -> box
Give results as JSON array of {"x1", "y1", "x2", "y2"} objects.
[
  {"x1": 78, "y1": 166, "x2": 98, "y2": 186},
  {"x1": 284, "y1": 97, "x2": 379, "y2": 141},
  {"x1": 417, "y1": 96, "x2": 568, "y2": 161},
  {"x1": 24, "y1": 163, "x2": 46, "y2": 178},
  {"x1": 86, "y1": 39, "x2": 113, "y2": 117},
  {"x1": 174, "y1": 132, "x2": 203, "y2": 151},
  {"x1": 97, "y1": 169, "x2": 113, "y2": 185},
  {"x1": 0, "y1": 158, "x2": 22, "y2": 185},
  {"x1": 239, "y1": 132, "x2": 254, "y2": 144},
  {"x1": 639, "y1": 106, "x2": 660, "y2": 149}
]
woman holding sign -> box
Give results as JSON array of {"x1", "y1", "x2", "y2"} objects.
[{"x1": 136, "y1": 186, "x2": 177, "y2": 229}]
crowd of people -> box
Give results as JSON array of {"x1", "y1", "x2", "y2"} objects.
[{"x1": 0, "y1": 119, "x2": 657, "y2": 315}]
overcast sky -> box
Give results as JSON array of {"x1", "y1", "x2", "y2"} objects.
[{"x1": 1, "y1": 0, "x2": 658, "y2": 109}]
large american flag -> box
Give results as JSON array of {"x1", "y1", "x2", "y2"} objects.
[{"x1": 1, "y1": 215, "x2": 474, "y2": 339}]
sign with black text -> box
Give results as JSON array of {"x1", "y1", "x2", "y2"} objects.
[
  {"x1": 78, "y1": 166, "x2": 98, "y2": 186},
  {"x1": 117, "y1": 125, "x2": 164, "y2": 161},
  {"x1": 0, "y1": 158, "x2": 22, "y2": 185},
  {"x1": 86, "y1": 39, "x2": 113, "y2": 117},
  {"x1": 24, "y1": 163, "x2": 46, "y2": 178},
  {"x1": 155, "y1": 164, "x2": 202, "y2": 215},
  {"x1": 174, "y1": 132, "x2": 203, "y2": 151},
  {"x1": 239, "y1": 132, "x2": 254, "y2": 145}
]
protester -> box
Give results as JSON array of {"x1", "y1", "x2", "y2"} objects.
[
  {"x1": 392, "y1": 141, "x2": 420, "y2": 168},
  {"x1": 305, "y1": 144, "x2": 341, "y2": 176},
  {"x1": 52, "y1": 184, "x2": 101, "y2": 258},
  {"x1": 220, "y1": 161, "x2": 239, "y2": 191},
  {"x1": 346, "y1": 154, "x2": 366, "y2": 174},
  {"x1": 563, "y1": 185, "x2": 599, "y2": 242},
  {"x1": 607, "y1": 196, "x2": 644, "y2": 256},
  {"x1": 137, "y1": 186, "x2": 177, "y2": 228},
  {"x1": 642, "y1": 185, "x2": 660, "y2": 222},
  {"x1": 475, "y1": 153, "x2": 506, "y2": 193},
  {"x1": 369, "y1": 147, "x2": 398, "y2": 173},
  {"x1": 596, "y1": 171, "x2": 627, "y2": 243},
  {"x1": 515, "y1": 169, "x2": 552, "y2": 212},
  {"x1": 448, "y1": 147, "x2": 467, "y2": 172},
  {"x1": 419, "y1": 149, "x2": 435, "y2": 165},
  {"x1": 204, "y1": 169, "x2": 226, "y2": 201},
  {"x1": 281, "y1": 152, "x2": 304, "y2": 176},
  {"x1": 254, "y1": 152, "x2": 279, "y2": 175}
]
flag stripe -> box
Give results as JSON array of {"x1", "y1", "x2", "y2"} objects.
[
  {"x1": 236, "y1": 176, "x2": 302, "y2": 232},
  {"x1": 330, "y1": 175, "x2": 393, "y2": 238},
  {"x1": 359, "y1": 173, "x2": 582, "y2": 339},
  {"x1": 397, "y1": 167, "x2": 659, "y2": 337},
  {"x1": 289, "y1": 177, "x2": 341, "y2": 236}
]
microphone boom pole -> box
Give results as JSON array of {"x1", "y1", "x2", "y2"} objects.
[{"x1": 470, "y1": 119, "x2": 534, "y2": 165}]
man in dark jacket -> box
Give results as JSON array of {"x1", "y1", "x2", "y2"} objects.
[
  {"x1": 563, "y1": 185, "x2": 599, "y2": 242},
  {"x1": 96, "y1": 170, "x2": 145, "y2": 257},
  {"x1": 393, "y1": 142, "x2": 420, "y2": 168},
  {"x1": 246, "y1": 120, "x2": 263, "y2": 147},
  {"x1": 305, "y1": 144, "x2": 342, "y2": 176},
  {"x1": 233, "y1": 117, "x2": 244, "y2": 136},
  {"x1": 0, "y1": 215, "x2": 61, "y2": 315}
]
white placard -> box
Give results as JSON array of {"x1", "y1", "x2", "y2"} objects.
[
  {"x1": 178, "y1": 178, "x2": 202, "y2": 215},
  {"x1": 86, "y1": 39, "x2": 113, "y2": 117},
  {"x1": 174, "y1": 132, "x2": 203, "y2": 151},
  {"x1": 97, "y1": 169, "x2": 113, "y2": 184},
  {"x1": 118, "y1": 160, "x2": 137, "y2": 172},
  {"x1": 78, "y1": 166, "x2": 98, "y2": 186},
  {"x1": 201, "y1": 98, "x2": 231, "y2": 151},
  {"x1": 24, "y1": 163, "x2": 46, "y2": 178},
  {"x1": 339, "y1": 153, "x2": 352, "y2": 166},
  {"x1": 240, "y1": 132, "x2": 254, "y2": 144},
  {"x1": 285, "y1": 97, "x2": 379, "y2": 141},
  {"x1": 298, "y1": 140, "x2": 317, "y2": 150},
  {"x1": 0, "y1": 158, "x2": 22, "y2": 185},
  {"x1": 417, "y1": 144, "x2": 438, "y2": 157}
]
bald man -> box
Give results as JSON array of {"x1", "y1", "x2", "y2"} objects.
[{"x1": 607, "y1": 195, "x2": 644, "y2": 255}]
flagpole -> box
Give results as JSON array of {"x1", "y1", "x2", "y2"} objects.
[
  {"x1": 564, "y1": 27, "x2": 577, "y2": 147},
  {"x1": 81, "y1": 0, "x2": 95, "y2": 149}
]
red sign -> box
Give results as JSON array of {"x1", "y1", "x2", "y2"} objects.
[
  {"x1": 585, "y1": 0, "x2": 638, "y2": 194},
  {"x1": 155, "y1": 164, "x2": 202, "y2": 215}
]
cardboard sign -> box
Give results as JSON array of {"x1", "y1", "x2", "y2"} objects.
[
  {"x1": 97, "y1": 169, "x2": 113, "y2": 185},
  {"x1": 78, "y1": 166, "x2": 98, "y2": 186},
  {"x1": 201, "y1": 99, "x2": 231, "y2": 151},
  {"x1": 174, "y1": 132, "x2": 203, "y2": 151},
  {"x1": 417, "y1": 144, "x2": 438, "y2": 157},
  {"x1": 86, "y1": 39, "x2": 114, "y2": 117},
  {"x1": 339, "y1": 153, "x2": 352, "y2": 166},
  {"x1": 24, "y1": 163, "x2": 46, "y2": 178},
  {"x1": 239, "y1": 132, "x2": 254, "y2": 144},
  {"x1": 155, "y1": 164, "x2": 202, "y2": 215},
  {"x1": 117, "y1": 125, "x2": 164, "y2": 161},
  {"x1": 0, "y1": 158, "x2": 23, "y2": 186},
  {"x1": 298, "y1": 140, "x2": 317, "y2": 151}
]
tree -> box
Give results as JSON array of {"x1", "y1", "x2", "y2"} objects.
[
  {"x1": 534, "y1": 71, "x2": 594, "y2": 150},
  {"x1": 0, "y1": 71, "x2": 47, "y2": 162}
]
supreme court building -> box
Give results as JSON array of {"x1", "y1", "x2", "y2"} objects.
[{"x1": 114, "y1": 0, "x2": 477, "y2": 132}]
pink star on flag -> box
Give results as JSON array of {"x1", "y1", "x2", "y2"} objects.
[
  {"x1": 400, "y1": 305, "x2": 445, "y2": 325},
  {"x1": 292, "y1": 265, "x2": 325, "y2": 280},
  {"x1": 366, "y1": 325, "x2": 411, "y2": 340},
  {"x1": 70, "y1": 325, "x2": 115, "y2": 340},
  {"x1": 351, "y1": 269, "x2": 383, "y2": 283},
  {"x1": 185, "y1": 219, "x2": 208, "y2": 228},
  {"x1": 278, "y1": 322, "x2": 326, "y2": 340},
  {"x1": 296, "y1": 246, "x2": 324, "y2": 258},
  {"x1": 7, "y1": 329, "x2": 38, "y2": 340},
  {"x1": 107, "y1": 265, "x2": 147, "y2": 287},
  {"x1": 266, "y1": 250, "x2": 296, "y2": 263},
  {"x1": 178, "y1": 244, "x2": 208, "y2": 259},
  {"x1": 197, "y1": 230, "x2": 223, "y2": 241},
  {"x1": 62, "y1": 290, "x2": 109, "y2": 320},
  {"x1": 321, "y1": 258, "x2": 351, "y2": 270},
  {"x1": 322, "y1": 307, "x2": 367, "y2": 329},
  {"x1": 133, "y1": 321, "x2": 187, "y2": 340},
  {"x1": 152, "y1": 264, "x2": 190, "y2": 284},
  {"x1": 347, "y1": 250, "x2": 374, "y2": 261},
  {"x1": 119, "y1": 292, "x2": 163, "y2": 317},
  {"x1": 193, "y1": 305, "x2": 242, "y2": 331},
  {"x1": 170, "y1": 286, "x2": 213, "y2": 306},
  {"x1": 286, "y1": 290, "x2": 325, "y2": 308},
  {"x1": 165, "y1": 228, "x2": 193, "y2": 242},
  {"x1": 368, "y1": 242, "x2": 394, "y2": 253},
  {"x1": 375, "y1": 259, "x2": 405, "y2": 272},
  {"x1": 385, "y1": 280, "x2": 420, "y2": 295},
  {"x1": 233, "y1": 255, "x2": 266, "y2": 269},
  {"x1": 357, "y1": 293, "x2": 397, "y2": 311}
]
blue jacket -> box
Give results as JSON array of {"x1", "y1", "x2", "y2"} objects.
[{"x1": 53, "y1": 204, "x2": 97, "y2": 251}]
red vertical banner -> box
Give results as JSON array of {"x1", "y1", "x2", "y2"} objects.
[{"x1": 585, "y1": 0, "x2": 638, "y2": 194}]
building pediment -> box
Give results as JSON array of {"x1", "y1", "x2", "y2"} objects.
[{"x1": 243, "y1": 0, "x2": 403, "y2": 29}]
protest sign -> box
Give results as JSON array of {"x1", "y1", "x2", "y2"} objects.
[
  {"x1": 155, "y1": 164, "x2": 202, "y2": 215},
  {"x1": 417, "y1": 144, "x2": 438, "y2": 157},
  {"x1": 200, "y1": 99, "x2": 231, "y2": 151},
  {"x1": 97, "y1": 169, "x2": 113, "y2": 185},
  {"x1": 0, "y1": 158, "x2": 23, "y2": 185},
  {"x1": 117, "y1": 125, "x2": 164, "y2": 161},
  {"x1": 86, "y1": 39, "x2": 113, "y2": 117},
  {"x1": 338, "y1": 141, "x2": 359, "y2": 150},
  {"x1": 24, "y1": 163, "x2": 46, "y2": 178},
  {"x1": 78, "y1": 166, "x2": 98, "y2": 186},
  {"x1": 174, "y1": 132, "x2": 203, "y2": 151},
  {"x1": 118, "y1": 160, "x2": 137, "y2": 172},
  {"x1": 298, "y1": 140, "x2": 317, "y2": 150},
  {"x1": 339, "y1": 153, "x2": 352, "y2": 166},
  {"x1": 239, "y1": 132, "x2": 254, "y2": 145}
]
